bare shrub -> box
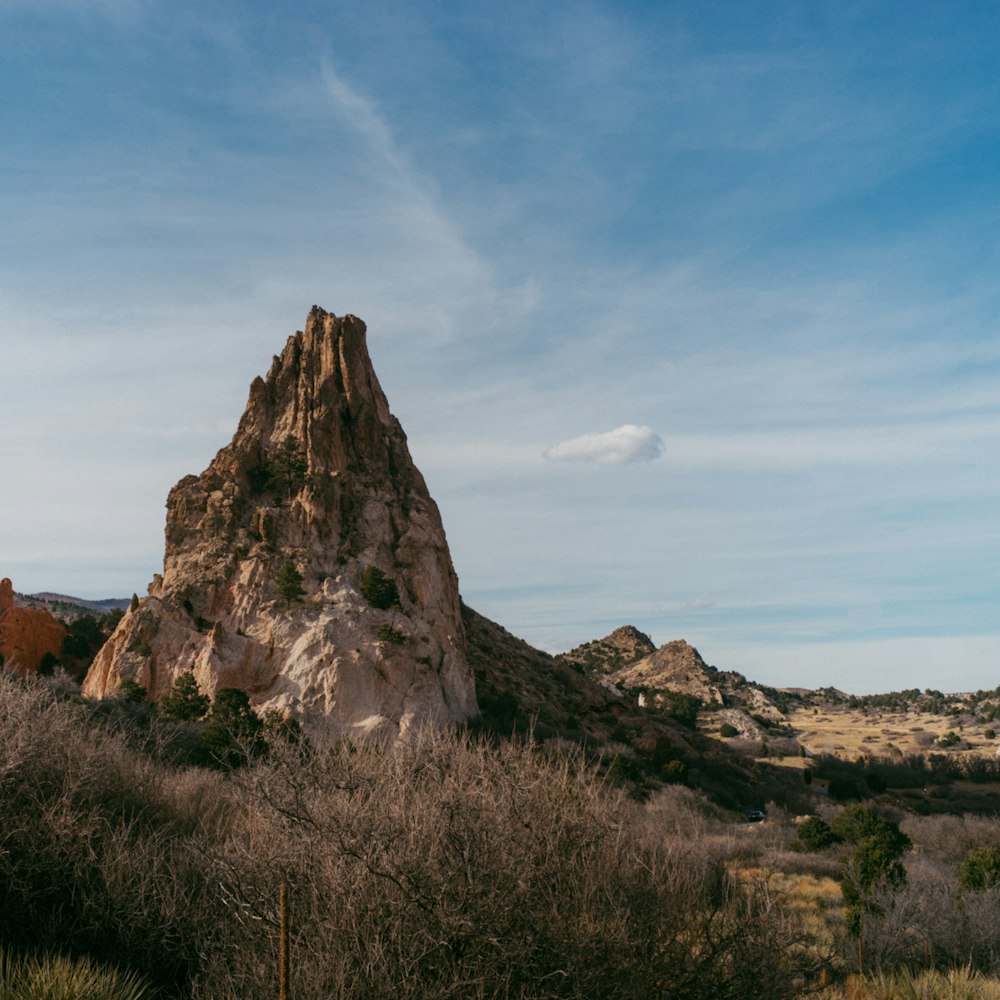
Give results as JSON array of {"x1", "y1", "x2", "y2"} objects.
[
  {"x1": 0, "y1": 675, "x2": 223, "y2": 992},
  {"x1": 901, "y1": 813, "x2": 1000, "y2": 869},
  {"x1": 0, "y1": 675, "x2": 827, "y2": 998},
  {"x1": 849, "y1": 855, "x2": 1000, "y2": 976},
  {"x1": 191, "y1": 730, "x2": 820, "y2": 999}
]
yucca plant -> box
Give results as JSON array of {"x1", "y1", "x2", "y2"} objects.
[
  {"x1": 0, "y1": 948, "x2": 154, "y2": 1000},
  {"x1": 827, "y1": 967, "x2": 1000, "y2": 1000}
]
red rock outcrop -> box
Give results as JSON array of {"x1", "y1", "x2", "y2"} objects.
[
  {"x1": 83, "y1": 308, "x2": 478, "y2": 738},
  {"x1": 0, "y1": 577, "x2": 67, "y2": 675}
]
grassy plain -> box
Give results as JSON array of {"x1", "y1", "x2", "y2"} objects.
[{"x1": 788, "y1": 705, "x2": 1000, "y2": 760}]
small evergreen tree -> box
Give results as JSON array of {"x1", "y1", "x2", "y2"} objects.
[
  {"x1": 795, "y1": 816, "x2": 838, "y2": 851},
  {"x1": 117, "y1": 679, "x2": 147, "y2": 703},
  {"x1": 160, "y1": 671, "x2": 210, "y2": 721},
  {"x1": 360, "y1": 566, "x2": 400, "y2": 610},
  {"x1": 209, "y1": 687, "x2": 262, "y2": 736},
  {"x1": 276, "y1": 559, "x2": 304, "y2": 608},
  {"x1": 836, "y1": 805, "x2": 911, "y2": 936},
  {"x1": 272, "y1": 435, "x2": 309, "y2": 498},
  {"x1": 195, "y1": 687, "x2": 265, "y2": 770}
]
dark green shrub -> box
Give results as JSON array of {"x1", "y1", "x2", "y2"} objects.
[
  {"x1": 958, "y1": 845, "x2": 1000, "y2": 890},
  {"x1": 662, "y1": 759, "x2": 687, "y2": 783},
  {"x1": 719, "y1": 723, "x2": 739, "y2": 738},
  {"x1": 377, "y1": 623, "x2": 406, "y2": 645},
  {"x1": 795, "y1": 816, "x2": 839, "y2": 851},
  {"x1": 193, "y1": 688, "x2": 264, "y2": 769},
  {"x1": 61, "y1": 615, "x2": 105, "y2": 662},
  {"x1": 160, "y1": 671, "x2": 210, "y2": 722},
  {"x1": 117, "y1": 679, "x2": 147, "y2": 703},
  {"x1": 827, "y1": 776, "x2": 861, "y2": 802},
  {"x1": 662, "y1": 691, "x2": 701, "y2": 729},
  {"x1": 276, "y1": 558, "x2": 304, "y2": 607},
  {"x1": 36, "y1": 653, "x2": 59, "y2": 677},
  {"x1": 865, "y1": 772, "x2": 887, "y2": 793},
  {"x1": 261, "y1": 708, "x2": 303, "y2": 750},
  {"x1": 247, "y1": 461, "x2": 272, "y2": 494},
  {"x1": 360, "y1": 566, "x2": 400, "y2": 610},
  {"x1": 271, "y1": 435, "x2": 309, "y2": 497}
]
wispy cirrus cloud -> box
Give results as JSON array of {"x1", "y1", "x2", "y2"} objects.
[{"x1": 543, "y1": 424, "x2": 664, "y2": 465}]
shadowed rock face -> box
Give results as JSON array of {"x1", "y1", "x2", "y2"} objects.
[
  {"x1": 0, "y1": 577, "x2": 67, "y2": 676},
  {"x1": 83, "y1": 307, "x2": 477, "y2": 739}
]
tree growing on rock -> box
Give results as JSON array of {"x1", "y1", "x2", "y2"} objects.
[
  {"x1": 360, "y1": 566, "x2": 399, "y2": 610},
  {"x1": 276, "y1": 559, "x2": 305, "y2": 608},
  {"x1": 272, "y1": 435, "x2": 309, "y2": 498}
]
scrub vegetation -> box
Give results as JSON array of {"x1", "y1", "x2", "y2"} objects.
[{"x1": 3, "y1": 671, "x2": 1000, "y2": 998}]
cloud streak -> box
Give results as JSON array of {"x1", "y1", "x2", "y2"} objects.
[{"x1": 543, "y1": 424, "x2": 664, "y2": 465}]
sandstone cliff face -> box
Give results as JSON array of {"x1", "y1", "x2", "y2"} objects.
[
  {"x1": 0, "y1": 578, "x2": 67, "y2": 675},
  {"x1": 83, "y1": 308, "x2": 478, "y2": 738}
]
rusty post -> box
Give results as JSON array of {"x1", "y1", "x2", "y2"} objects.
[{"x1": 279, "y1": 881, "x2": 289, "y2": 1000}]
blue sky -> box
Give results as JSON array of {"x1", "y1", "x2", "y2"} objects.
[{"x1": 2, "y1": 1, "x2": 999, "y2": 693}]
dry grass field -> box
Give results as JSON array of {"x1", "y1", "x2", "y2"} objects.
[{"x1": 788, "y1": 705, "x2": 1000, "y2": 761}]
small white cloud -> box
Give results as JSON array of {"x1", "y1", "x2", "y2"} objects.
[{"x1": 543, "y1": 424, "x2": 664, "y2": 465}]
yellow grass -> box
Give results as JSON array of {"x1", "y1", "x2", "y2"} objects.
[
  {"x1": 815, "y1": 968, "x2": 1000, "y2": 999},
  {"x1": 787, "y1": 706, "x2": 999, "y2": 760}
]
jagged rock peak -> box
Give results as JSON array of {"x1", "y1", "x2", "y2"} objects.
[
  {"x1": 611, "y1": 639, "x2": 725, "y2": 705},
  {"x1": 83, "y1": 307, "x2": 478, "y2": 740},
  {"x1": 556, "y1": 625, "x2": 656, "y2": 676}
]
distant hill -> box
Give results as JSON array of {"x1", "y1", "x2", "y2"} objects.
[
  {"x1": 555, "y1": 625, "x2": 656, "y2": 676},
  {"x1": 14, "y1": 591, "x2": 131, "y2": 623}
]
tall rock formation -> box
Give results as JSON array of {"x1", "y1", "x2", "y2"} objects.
[
  {"x1": 0, "y1": 577, "x2": 67, "y2": 675},
  {"x1": 83, "y1": 308, "x2": 478, "y2": 738}
]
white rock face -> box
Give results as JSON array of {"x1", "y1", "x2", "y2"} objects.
[{"x1": 84, "y1": 307, "x2": 478, "y2": 739}]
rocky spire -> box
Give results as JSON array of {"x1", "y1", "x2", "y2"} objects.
[{"x1": 83, "y1": 308, "x2": 478, "y2": 739}]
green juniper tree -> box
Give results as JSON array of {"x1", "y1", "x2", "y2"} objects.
[
  {"x1": 834, "y1": 804, "x2": 910, "y2": 937},
  {"x1": 276, "y1": 559, "x2": 305, "y2": 608},
  {"x1": 272, "y1": 435, "x2": 308, "y2": 498},
  {"x1": 958, "y1": 845, "x2": 1000, "y2": 891},
  {"x1": 160, "y1": 671, "x2": 210, "y2": 721},
  {"x1": 360, "y1": 565, "x2": 400, "y2": 610},
  {"x1": 195, "y1": 687, "x2": 265, "y2": 770}
]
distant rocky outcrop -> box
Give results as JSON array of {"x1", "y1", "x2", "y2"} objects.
[
  {"x1": 612, "y1": 640, "x2": 726, "y2": 705},
  {"x1": 0, "y1": 578, "x2": 67, "y2": 675},
  {"x1": 556, "y1": 625, "x2": 656, "y2": 677},
  {"x1": 83, "y1": 308, "x2": 478, "y2": 739}
]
